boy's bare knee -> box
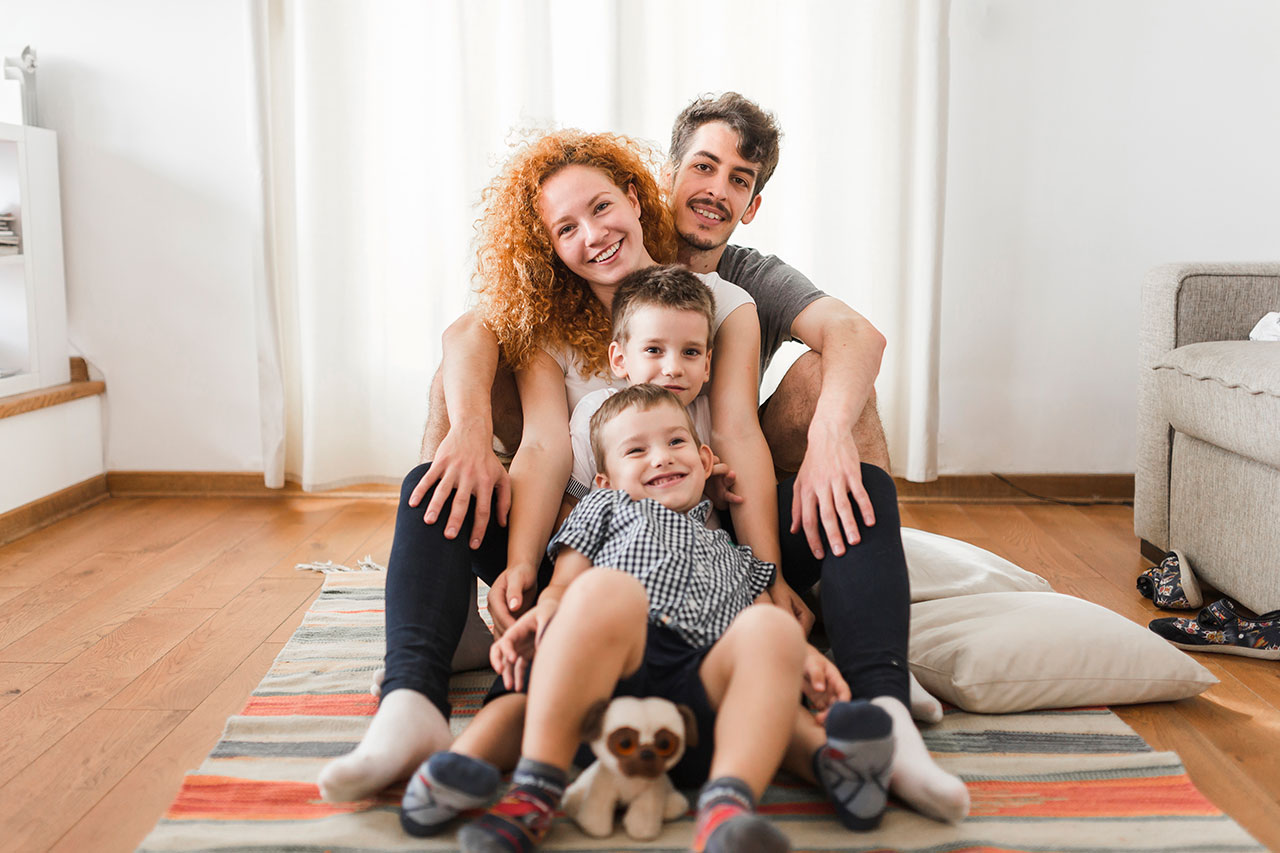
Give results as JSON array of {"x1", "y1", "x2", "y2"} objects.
[
  {"x1": 560, "y1": 569, "x2": 648, "y2": 624},
  {"x1": 727, "y1": 605, "x2": 805, "y2": 664}
]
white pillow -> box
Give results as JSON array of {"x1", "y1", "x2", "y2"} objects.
[
  {"x1": 909, "y1": 591, "x2": 1217, "y2": 713},
  {"x1": 902, "y1": 527, "x2": 1053, "y2": 602}
]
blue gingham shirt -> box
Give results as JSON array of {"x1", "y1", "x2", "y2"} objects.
[{"x1": 548, "y1": 489, "x2": 776, "y2": 649}]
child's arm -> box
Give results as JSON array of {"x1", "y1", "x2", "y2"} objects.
[{"x1": 490, "y1": 546, "x2": 593, "y2": 691}]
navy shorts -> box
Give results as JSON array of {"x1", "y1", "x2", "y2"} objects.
[{"x1": 484, "y1": 622, "x2": 718, "y2": 789}]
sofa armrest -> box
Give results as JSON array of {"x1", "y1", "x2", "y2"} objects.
[{"x1": 1135, "y1": 263, "x2": 1280, "y2": 548}]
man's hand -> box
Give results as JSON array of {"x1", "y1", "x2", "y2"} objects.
[
  {"x1": 791, "y1": 420, "x2": 875, "y2": 559},
  {"x1": 409, "y1": 422, "x2": 511, "y2": 549},
  {"x1": 802, "y1": 644, "x2": 850, "y2": 722},
  {"x1": 705, "y1": 453, "x2": 745, "y2": 511},
  {"x1": 487, "y1": 563, "x2": 538, "y2": 636},
  {"x1": 769, "y1": 578, "x2": 815, "y2": 635}
]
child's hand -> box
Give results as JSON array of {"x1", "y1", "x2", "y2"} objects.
[
  {"x1": 802, "y1": 645, "x2": 850, "y2": 721},
  {"x1": 490, "y1": 608, "x2": 539, "y2": 691},
  {"x1": 705, "y1": 453, "x2": 745, "y2": 510},
  {"x1": 770, "y1": 579, "x2": 815, "y2": 635}
]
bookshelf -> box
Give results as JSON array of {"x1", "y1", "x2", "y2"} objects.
[{"x1": 0, "y1": 121, "x2": 68, "y2": 397}]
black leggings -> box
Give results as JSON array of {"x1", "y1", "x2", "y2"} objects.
[
  {"x1": 381, "y1": 462, "x2": 551, "y2": 717},
  {"x1": 774, "y1": 464, "x2": 910, "y2": 706}
]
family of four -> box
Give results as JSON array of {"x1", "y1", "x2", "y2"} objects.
[{"x1": 318, "y1": 93, "x2": 970, "y2": 853}]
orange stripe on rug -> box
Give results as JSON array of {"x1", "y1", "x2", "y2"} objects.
[
  {"x1": 166, "y1": 777, "x2": 395, "y2": 820},
  {"x1": 968, "y1": 773, "x2": 1220, "y2": 818},
  {"x1": 242, "y1": 694, "x2": 378, "y2": 716}
]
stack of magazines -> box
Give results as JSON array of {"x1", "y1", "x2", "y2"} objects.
[{"x1": 0, "y1": 212, "x2": 19, "y2": 255}]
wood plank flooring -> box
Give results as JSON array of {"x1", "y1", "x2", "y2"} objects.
[{"x1": 0, "y1": 496, "x2": 1276, "y2": 852}]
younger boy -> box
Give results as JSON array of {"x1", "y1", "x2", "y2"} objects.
[{"x1": 458, "y1": 385, "x2": 893, "y2": 853}]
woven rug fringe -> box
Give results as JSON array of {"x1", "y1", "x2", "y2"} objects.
[{"x1": 295, "y1": 555, "x2": 386, "y2": 573}]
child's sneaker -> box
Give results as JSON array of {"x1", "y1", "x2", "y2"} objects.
[
  {"x1": 1136, "y1": 549, "x2": 1202, "y2": 610},
  {"x1": 1148, "y1": 598, "x2": 1280, "y2": 660}
]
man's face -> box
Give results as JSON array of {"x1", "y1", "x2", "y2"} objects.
[
  {"x1": 668, "y1": 121, "x2": 763, "y2": 253},
  {"x1": 608, "y1": 306, "x2": 711, "y2": 407},
  {"x1": 595, "y1": 401, "x2": 712, "y2": 513}
]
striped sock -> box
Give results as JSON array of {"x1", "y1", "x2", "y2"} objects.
[
  {"x1": 693, "y1": 776, "x2": 790, "y2": 853},
  {"x1": 401, "y1": 751, "x2": 501, "y2": 836},
  {"x1": 457, "y1": 757, "x2": 565, "y2": 853},
  {"x1": 813, "y1": 700, "x2": 895, "y2": 831}
]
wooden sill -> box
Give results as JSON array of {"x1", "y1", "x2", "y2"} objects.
[{"x1": 0, "y1": 378, "x2": 105, "y2": 421}]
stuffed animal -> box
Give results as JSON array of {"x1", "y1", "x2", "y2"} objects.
[{"x1": 562, "y1": 696, "x2": 695, "y2": 840}]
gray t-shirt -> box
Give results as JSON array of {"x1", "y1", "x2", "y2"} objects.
[{"x1": 716, "y1": 245, "x2": 826, "y2": 376}]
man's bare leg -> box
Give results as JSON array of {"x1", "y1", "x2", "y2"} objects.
[
  {"x1": 420, "y1": 363, "x2": 524, "y2": 463},
  {"x1": 760, "y1": 350, "x2": 890, "y2": 474}
]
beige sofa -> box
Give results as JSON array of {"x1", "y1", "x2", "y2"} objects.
[{"x1": 1135, "y1": 263, "x2": 1280, "y2": 614}]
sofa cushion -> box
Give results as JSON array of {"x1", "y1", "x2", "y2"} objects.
[{"x1": 1153, "y1": 341, "x2": 1280, "y2": 468}]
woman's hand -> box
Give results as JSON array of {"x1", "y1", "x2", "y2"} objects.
[
  {"x1": 802, "y1": 644, "x2": 850, "y2": 722},
  {"x1": 409, "y1": 422, "x2": 511, "y2": 549},
  {"x1": 487, "y1": 563, "x2": 538, "y2": 636}
]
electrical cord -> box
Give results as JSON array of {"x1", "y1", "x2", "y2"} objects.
[{"x1": 990, "y1": 472, "x2": 1133, "y2": 507}]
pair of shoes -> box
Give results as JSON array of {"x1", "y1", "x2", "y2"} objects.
[
  {"x1": 1136, "y1": 549, "x2": 1202, "y2": 610},
  {"x1": 1149, "y1": 598, "x2": 1280, "y2": 660}
]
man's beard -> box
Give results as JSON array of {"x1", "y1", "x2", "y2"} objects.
[{"x1": 677, "y1": 226, "x2": 725, "y2": 252}]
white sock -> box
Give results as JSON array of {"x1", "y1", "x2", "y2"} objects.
[
  {"x1": 871, "y1": 695, "x2": 970, "y2": 824},
  {"x1": 908, "y1": 673, "x2": 944, "y2": 724},
  {"x1": 318, "y1": 688, "x2": 452, "y2": 802}
]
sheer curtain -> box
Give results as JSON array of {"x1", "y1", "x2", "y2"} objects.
[{"x1": 253, "y1": 0, "x2": 949, "y2": 489}]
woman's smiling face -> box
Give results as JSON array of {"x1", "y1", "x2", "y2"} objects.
[{"x1": 539, "y1": 165, "x2": 651, "y2": 288}]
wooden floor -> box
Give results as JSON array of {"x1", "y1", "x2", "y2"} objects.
[{"x1": 0, "y1": 496, "x2": 1276, "y2": 852}]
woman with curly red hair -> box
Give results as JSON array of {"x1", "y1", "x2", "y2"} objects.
[{"x1": 318, "y1": 130, "x2": 786, "y2": 805}]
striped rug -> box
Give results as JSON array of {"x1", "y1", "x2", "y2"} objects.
[{"x1": 139, "y1": 572, "x2": 1263, "y2": 853}]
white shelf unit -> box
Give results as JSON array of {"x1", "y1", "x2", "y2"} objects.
[{"x1": 0, "y1": 122, "x2": 69, "y2": 397}]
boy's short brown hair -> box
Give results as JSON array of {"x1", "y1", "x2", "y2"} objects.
[
  {"x1": 611, "y1": 264, "x2": 716, "y2": 346},
  {"x1": 589, "y1": 384, "x2": 702, "y2": 476},
  {"x1": 669, "y1": 92, "x2": 782, "y2": 200}
]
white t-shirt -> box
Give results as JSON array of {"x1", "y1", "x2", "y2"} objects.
[
  {"x1": 566, "y1": 388, "x2": 712, "y2": 500},
  {"x1": 546, "y1": 270, "x2": 754, "y2": 412}
]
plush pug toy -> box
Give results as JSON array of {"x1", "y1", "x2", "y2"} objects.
[{"x1": 562, "y1": 696, "x2": 695, "y2": 839}]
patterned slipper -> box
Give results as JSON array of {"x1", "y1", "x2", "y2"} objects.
[
  {"x1": 1149, "y1": 598, "x2": 1280, "y2": 660},
  {"x1": 1136, "y1": 549, "x2": 1203, "y2": 610}
]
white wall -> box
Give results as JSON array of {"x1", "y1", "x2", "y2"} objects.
[
  {"x1": 938, "y1": 0, "x2": 1280, "y2": 473},
  {"x1": 1, "y1": 1, "x2": 263, "y2": 473},
  {"x1": 3, "y1": 1, "x2": 1277, "y2": 478}
]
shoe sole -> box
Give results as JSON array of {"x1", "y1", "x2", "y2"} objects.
[
  {"x1": 1169, "y1": 549, "x2": 1203, "y2": 609},
  {"x1": 1168, "y1": 640, "x2": 1280, "y2": 660}
]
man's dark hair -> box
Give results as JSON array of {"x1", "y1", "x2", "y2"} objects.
[
  {"x1": 669, "y1": 92, "x2": 782, "y2": 199},
  {"x1": 611, "y1": 263, "x2": 716, "y2": 346}
]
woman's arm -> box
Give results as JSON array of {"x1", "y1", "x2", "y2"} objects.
[
  {"x1": 709, "y1": 305, "x2": 779, "y2": 563},
  {"x1": 486, "y1": 349, "x2": 573, "y2": 634},
  {"x1": 709, "y1": 306, "x2": 812, "y2": 629}
]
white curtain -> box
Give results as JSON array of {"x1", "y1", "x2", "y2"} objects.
[{"x1": 253, "y1": 0, "x2": 949, "y2": 489}]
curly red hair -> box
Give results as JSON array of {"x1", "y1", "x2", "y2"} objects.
[{"x1": 474, "y1": 130, "x2": 678, "y2": 376}]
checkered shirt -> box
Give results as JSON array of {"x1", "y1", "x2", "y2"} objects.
[{"x1": 548, "y1": 489, "x2": 777, "y2": 649}]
